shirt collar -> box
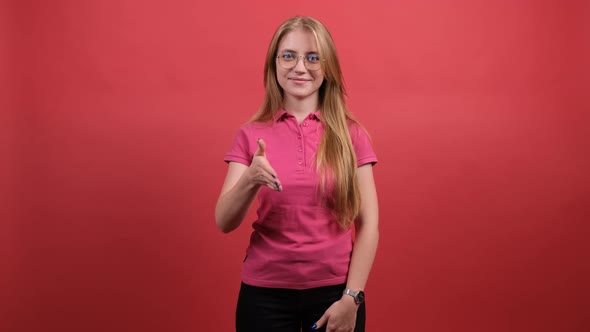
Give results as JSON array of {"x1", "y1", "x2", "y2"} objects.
[{"x1": 274, "y1": 109, "x2": 321, "y2": 122}]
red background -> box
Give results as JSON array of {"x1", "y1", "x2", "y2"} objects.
[{"x1": 2, "y1": 1, "x2": 589, "y2": 331}]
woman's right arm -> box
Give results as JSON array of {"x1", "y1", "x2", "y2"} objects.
[{"x1": 215, "y1": 138, "x2": 281, "y2": 233}]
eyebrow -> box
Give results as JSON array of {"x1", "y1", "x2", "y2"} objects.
[{"x1": 279, "y1": 49, "x2": 319, "y2": 54}]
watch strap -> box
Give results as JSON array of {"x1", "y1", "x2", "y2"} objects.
[{"x1": 342, "y1": 289, "x2": 364, "y2": 304}]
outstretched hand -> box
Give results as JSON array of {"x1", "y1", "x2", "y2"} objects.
[{"x1": 245, "y1": 138, "x2": 282, "y2": 192}]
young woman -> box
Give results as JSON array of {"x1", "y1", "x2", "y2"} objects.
[{"x1": 215, "y1": 16, "x2": 379, "y2": 332}]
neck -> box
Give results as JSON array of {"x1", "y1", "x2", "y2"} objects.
[{"x1": 283, "y1": 95, "x2": 319, "y2": 123}]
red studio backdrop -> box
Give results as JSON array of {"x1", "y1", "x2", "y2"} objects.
[{"x1": 2, "y1": 1, "x2": 589, "y2": 331}]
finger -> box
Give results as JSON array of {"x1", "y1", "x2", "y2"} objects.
[
  {"x1": 256, "y1": 159, "x2": 279, "y2": 180},
  {"x1": 266, "y1": 176, "x2": 282, "y2": 191},
  {"x1": 266, "y1": 182, "x2": 281, "y2": 191},
  {"x1": 252, "y1": 168, "x2": 282, "y2": 191},
  {"x1": 271, "y1": 178, "x2": 282, "y2": 191},
  {"x1": 268, "y1": 169, "x2": 282, "y2": 191},
  {"x1": 255, "y1": 138, "x2": 266, "y2": 157},
  {"x1": 312, "y1": 313, "x2": 328, "y2": 330}
]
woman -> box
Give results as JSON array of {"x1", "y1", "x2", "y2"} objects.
[{"x1": 215, "y1": 16, "x2": 379, "y2": 332}]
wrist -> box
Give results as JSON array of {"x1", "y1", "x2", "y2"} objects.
[
  {"x1": 340, "y1": 294, "x2": 358, "y2": 306},
  {"x1": 342, "y1": 288, "x2": 365, "y2": 305}
]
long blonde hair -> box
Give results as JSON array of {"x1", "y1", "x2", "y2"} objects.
[{"x1": 251, "y1": 16, "x2": 360, "y2": 229}]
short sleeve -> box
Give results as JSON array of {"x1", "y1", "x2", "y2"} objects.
[
  {"x1": 224, "y1": 126, "x2": 253, "y2": 166},
  {"x1": 349, "y1": 122, "x2": 378, "y2": 167}
]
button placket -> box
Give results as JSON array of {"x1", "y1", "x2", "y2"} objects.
[{"x1": 296, "y1": 127, "x2": 304, "y2": 169}]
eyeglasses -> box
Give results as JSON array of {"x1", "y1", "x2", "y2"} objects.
[{"x1": 276, "y1": 52, "x2": 323, "y2": 71}]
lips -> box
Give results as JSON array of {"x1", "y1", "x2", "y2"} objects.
[{"x1": 289, "y1": 78, "x2": 312, "y2": 83}]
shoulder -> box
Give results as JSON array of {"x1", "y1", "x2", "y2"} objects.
[
  {"x1": 225, "y1": 121, "x2": 271, "y2": 164},
  {"x1": 346, "y1": 120, "x2": 378, "y2": 166},
  {"x1": 239, "y1": 120, "x2": 275, "y2": 132},
  {"x1": 231, "y1": 120, "x2": 274, "y2": 138},
  {"x1": 347, "y1": 120, "x2": 372, "y2": 143}
]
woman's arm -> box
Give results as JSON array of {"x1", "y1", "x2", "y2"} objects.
[
  {"x1": 312, "y1": 164, "x2": 379, "y2": 331},
  {"x1": 215, "y1": 138, "x2": 282, "y2": 233},
  {"x1": 215, "y1": 162, "x2": 257, "y2": 233},
  {"x1": 344, "y1": 163, "x2": 379, "y2": 295}
]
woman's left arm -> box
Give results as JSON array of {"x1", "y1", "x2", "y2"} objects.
[
  {"x1": 313, "y1": 164, "x2": 379, "y2": 331},
  {"x1": 345, "y1": 163, "x2": 379, "y2": 296}
]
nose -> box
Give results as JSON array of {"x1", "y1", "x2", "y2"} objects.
[{"x1": 293, "y1": 56, "x2": 307, "y2": 72}]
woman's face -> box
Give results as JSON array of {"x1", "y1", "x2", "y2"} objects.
[{"x1": 275, "y1": 27, "x2": 325, "y2": 103}]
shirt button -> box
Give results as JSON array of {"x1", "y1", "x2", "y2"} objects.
[
  {"x1": 298, "y1": 148, "x2": 302, "y2": 152},
  {"x1": 303, "y1": 122, "x2": 308, "y2": 127},
  {"x1": 297, "y1": 135, "x2": 302, "y2": 139},
  {"x1": 298, "y1": 160, "x2": 303, "y2": 165}
]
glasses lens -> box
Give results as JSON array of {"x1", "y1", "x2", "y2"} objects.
[
  {"x1": 278, "y1": 53, "x2": 296, "y2": 69},
  {"x1": 304, "y1": 54, "x2": 321, "y2": 71}
]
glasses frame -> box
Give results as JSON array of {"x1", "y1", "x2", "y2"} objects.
[{"x1": 276, "y1": 52, "x2": 324, "y2": 71}]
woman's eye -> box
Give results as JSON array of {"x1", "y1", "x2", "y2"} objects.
[
  {"x1": 307, "y1": 54, "x2": 320, "y2": 62},
  {"x1": 281, "y1": 53, "x2": 295, "y2": 60}
]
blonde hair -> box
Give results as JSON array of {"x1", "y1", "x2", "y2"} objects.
[{"x1": 251, "y1": 16, "x2": 360, "y2": 229}]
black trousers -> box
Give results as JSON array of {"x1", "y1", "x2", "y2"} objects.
[{"x1": 236, "y1": 282, "x2": 366, "y2": 332}]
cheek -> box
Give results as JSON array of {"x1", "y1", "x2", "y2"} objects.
[
  {"x1": 275, "y1": 69, "x2": 287, "y2": 88},
  {"x1": 313, "y1": 75, "x2": 325, "y2": 89},
  {"x1": 313, "y1": 71, "x2": 325, "y2": 83}
]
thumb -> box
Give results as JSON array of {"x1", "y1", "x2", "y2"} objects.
[
  {"x1": 255, "y1": 138, "x2": 266, "y2": 157},
  {"x1": 311, "y1": 313, "x2": 328, "y2": 330}
]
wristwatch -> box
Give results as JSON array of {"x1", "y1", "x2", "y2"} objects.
[{"x1": 342, "y1": 289, "x2": 365, "y2": 304}]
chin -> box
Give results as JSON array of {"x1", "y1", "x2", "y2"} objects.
[
  {"x1": 291, "y1": 94, "x2": 313, "y2": 100},
  {"x1": 285, "y1": 90, "x2": 314, "y2": 99}
]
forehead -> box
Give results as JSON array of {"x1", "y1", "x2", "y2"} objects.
[{"x1": 278, "y1": 27, "x2": 319, "y2": 52}]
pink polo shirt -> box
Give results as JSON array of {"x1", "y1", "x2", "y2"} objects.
[{"x1": 224, "y1": 110, "x2": 377, "y2": 289}]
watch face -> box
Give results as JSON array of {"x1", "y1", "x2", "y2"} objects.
[{"x1": 356, "y1": 291, "x2": 365, "y2": 304}]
